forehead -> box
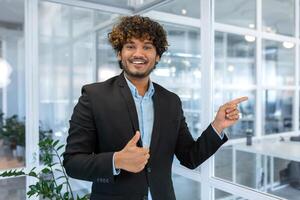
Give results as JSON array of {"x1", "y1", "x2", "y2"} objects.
[{"x1": 125, "y1": 37, "x2": 154, "y2": 44}]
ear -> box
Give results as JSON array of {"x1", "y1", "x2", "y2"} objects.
[
  {"x1": 117, "y1": 51, "x2": 121, "y2": 61},
  {"x1": 155, "y1": 55, "x2": 160, "y2": 62}
]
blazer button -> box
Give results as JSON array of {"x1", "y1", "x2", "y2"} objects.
[{"x1": 147, "y1": 167, "x2": 151, "y2": 173}]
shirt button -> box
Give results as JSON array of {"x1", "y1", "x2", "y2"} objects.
[{"x1": 147, "y1": 167, "x2": 151, "y2": 173}]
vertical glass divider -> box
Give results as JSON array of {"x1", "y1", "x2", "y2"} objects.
[
  {"x1": 294, "y1": 0, "x2": 299, "y2": 131},
  {"x1": 25, "y1": 0, "x2": 39, "y2": 199},
  {"x1": 201, "y1": 0, "x2": 214, "y2": 199}
]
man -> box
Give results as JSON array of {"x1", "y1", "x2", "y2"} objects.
[{"x1": 63, "y1": 15, "x2": 247, "y2": 200}]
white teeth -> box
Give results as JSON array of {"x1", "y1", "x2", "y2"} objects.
[{"x1": 132, "y1": 61, "x2": 145, "y2": 64}]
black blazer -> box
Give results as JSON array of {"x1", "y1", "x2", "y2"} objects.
[{"x1": 63, "y1": 73, "x2": 227, "y2": 200}]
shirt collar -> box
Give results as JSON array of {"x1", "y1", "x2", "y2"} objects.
[{"x1": 124, "y1": 74, "x2": 155, "y2": 99}]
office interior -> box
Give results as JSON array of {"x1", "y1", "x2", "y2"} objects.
[{"x1": 0, "y1": 0, "x2": 300, "y2": 199}]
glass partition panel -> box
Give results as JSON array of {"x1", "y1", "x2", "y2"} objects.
[
  {"x1": 215, "y1": 139, "x2": 300, "y2": 200},
  {"x1": 38, "y1": 0, "x2": 116, "y2": 193},
  {"x1": 215, "y1": 0, "x2": 256, "y2": 29},
  {"x1": 0, "y1": 176, "x2": 26, "y2": 200},
  {"x1": 264, "y1": 90, "x2": 293, "y2": 135},
  {"x1": 151, "y1": 24, "x2": 201, "y2": 138},
  {"x1": 173, "y1": 173, "x2": 201, "y2": 200},
  {"x1": 215, "y1": 31, "x2": 256, "y2": 87},
  {"x1": 262, "y1": 0, "x2": 295, "y2": 36},
  {"x1": 215, "y1": 145, "x2": 261, "y2": 189},
  {"x1": 262, "y1": 40, "x2": 295, "y2": 86},
  {"x1": 0, "y1": 0, "x2": 25, "y2": 169},
  {"x1": 155, "y1": 0, "x2": 200, "y2": 18}
]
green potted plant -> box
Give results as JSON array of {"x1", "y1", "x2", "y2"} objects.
[
  {"x1": 0, "y1": 114, "x2": 53, "y2": 161},
  {"x1": 0, "y1": 137, "x2": 89, "y2": 200},
  {"x1": 0, "y1": 115, "x2": 25, "y2": 160}
]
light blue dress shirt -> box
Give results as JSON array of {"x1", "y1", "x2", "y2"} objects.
[{"x1": 112, "y1": 75, "x2": 224, "y2": 199}]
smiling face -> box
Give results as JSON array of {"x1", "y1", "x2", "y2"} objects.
[{"x1": 118, "y1": 38, "x2": 160, "y2": 79}]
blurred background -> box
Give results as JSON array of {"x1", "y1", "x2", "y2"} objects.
[{"x1": 0, "y1": 0, "x2": 299, "y2": 199}]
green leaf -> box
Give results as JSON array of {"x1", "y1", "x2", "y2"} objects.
[
  {"x1": 53, "y1": 140, "x2": 59, "y2": 147},
  {"x1": 57, "y1": 144, "x2": 65, "y2": 151},
  {"x1": 41, "y1": 168, "x2": 51, "y2": 174},
  {"x1": 55, "y1": 168, "x2": 63, "y2": 173},
  {"x1": 56, "y1": 175, "x2": 66, "y2": 180},
  {"x1": 56, "y1": 184, "x2": 63, "y2": 194},
  {"x1": 28, "y1": 171, "x2": 37, "y2": 178}
]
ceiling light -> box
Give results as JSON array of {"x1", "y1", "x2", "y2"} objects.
[
  {"x1": 248, "y1": 24, "x2": 255, "y2": 28},
  {"x1": 282, "y1": 41, "x2": 294, "y2": 49},
  {"x1": 0, "y1": 58, "x2": 12, "y2": 88},
  {"x1": 181, "y1": 9, "x2": 187, "y2": 15},
  {"x1": 227, "y1": 65, "x2": 234, "y2": 72},
  {"x1": 244, "y1": 35, "x2": 256, "y2": 42}
]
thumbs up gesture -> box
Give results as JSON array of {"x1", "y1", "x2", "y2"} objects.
[{"x1": 114, "y1": 131, "x2": 150, "y2": 173}]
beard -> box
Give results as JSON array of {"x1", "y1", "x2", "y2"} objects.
[{"x1": 120, "y1": 60, "x2": 156, "y2": 78}]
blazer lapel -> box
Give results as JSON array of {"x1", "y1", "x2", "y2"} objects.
[
  {"x1": 117, "y1": 73, "x2": 142, "y2": 147},
  {"x1": 149, "y1": 86, "x2": 161, "y2": 160}
]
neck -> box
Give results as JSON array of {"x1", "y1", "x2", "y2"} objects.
[{"x1": 124, "y1": 73, "x2": 149, "y2": 96}]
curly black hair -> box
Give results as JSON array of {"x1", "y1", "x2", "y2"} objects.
[{"x1": 108, "y1": 15, "x2": 168, "y2": 58}]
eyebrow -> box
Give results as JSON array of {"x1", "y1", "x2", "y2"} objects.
[{"x1": 125, "y1": 40, "x2": 154, "y2": 45}]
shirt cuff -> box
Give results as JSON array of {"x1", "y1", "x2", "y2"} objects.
[
  {"x1": 211, "y1": 123, "x2": 225, "y2": 140},
  {"x1": 112, "y1": 153, "x2": 121, "y2": 175}
]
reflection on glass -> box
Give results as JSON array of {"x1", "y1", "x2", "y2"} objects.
[
  {"x1": 0, "y1": 0, "x2": 25, "y2": 169},
  {"x1": 96, "y1": 27, "x2": 121, "y2": 82},
  {"x1": 215, "y1": 0, "x2": 256, "y2": 29},
  {"x1": 214, "y1": 90, "x2": 255, "y2": 139},
  {"x1": 39, "y1": 1, "x2": 113, "y2": 144},
  {"x1": 264, "y1": 90, "x2": 293, "y2": 134},
  {"x1": 172, "y1": 173, "x2": 201, "y2": 200},
  {"x1": 0, "y1": 176, "x2": 26, "y2": 200},
  {"x1": 262, "y1": 0, "x2": 295, "y2": 36},
  {"x1": 215, "y1": 146, "x2": 264, "y2": 190},
  {"x1": 262, "y1": 40, "x2": 295, "y2": 86},
  {"x1": 215, "y1": 187, "x2": 248, "y2": 200},
  {"x1": 155, "y1": 0, "x2": 200, "y2": 18},
  {"x1": 215, "y1": 32, "x2": 256, "y2": 86},
  {"x1": 151, "y1": 24, "x2": 201, "y2": 138},
  {"x1": 270, "y1": 158, "x2": 300, "y2": 200}
]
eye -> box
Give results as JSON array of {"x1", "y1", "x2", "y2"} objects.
[
  {"x1": 144, "y1": 45, "x2": 153, "y2": 50},
  {"x1": 125, "y1": 44, "x2": 135, "y2": 49}
]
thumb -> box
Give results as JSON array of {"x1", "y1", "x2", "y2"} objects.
[{"x1": 126, "y1": 131, "x2": 140, "y2": 147}]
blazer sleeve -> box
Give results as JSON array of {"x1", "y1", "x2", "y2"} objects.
[
  {"x1": 63, "y1": 86, "x2": 115, "y2": 183},
  {"x1": 174, "y1": 98, "x2": 228, "y2": 169}
]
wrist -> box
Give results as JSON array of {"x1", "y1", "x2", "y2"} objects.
[
  {"x1": 211, "y1": 120, "x2": 223, "y2": 134},
  {"x1": 114, "y1": 151, "x2": 123, "y2": 169}
]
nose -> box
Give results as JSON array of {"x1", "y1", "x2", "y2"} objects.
[{"x1": 132, "y1": 47, "x2": 146, "y2": 58}]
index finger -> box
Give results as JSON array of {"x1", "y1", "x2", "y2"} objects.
[{"x1": 228, "y1": 96, "x2": 248, "y2": 105}]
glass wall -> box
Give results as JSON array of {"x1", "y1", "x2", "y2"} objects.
[
  {"x1": 38, "y1": 0, "x2": 117, "y2": 193},
  {"x1": 173, "y1": 174, "x2": 201, "y2": 200},
  {"x1": 214, "y1": 0, "x2": 300, "y2": 199},
  {"x1": 0, "y1": 177, "x2": 26, "y2": 200},
  {"x1": 0, "y1": 0, "x2": 26, "y2": 171},
  {"x1": 2, "y1": 0, "x2": 300, "y2": 199}
]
